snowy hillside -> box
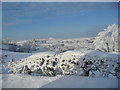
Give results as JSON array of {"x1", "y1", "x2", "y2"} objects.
[
  {"x1": 2, "y1": 50, "x2": 32, "y2": 63},
  {"x1": 2, "y1": 37, "x2": 95, "y2": 53}
]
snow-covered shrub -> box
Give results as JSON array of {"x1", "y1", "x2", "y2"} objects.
[
  {"x1": 94, "y1": 24, "x2": 119, "y2": 53},
  {"x1": 78, "y1": 55, "x2": 120, "y2": 78},
  {"x1": 7, "y1": 52, "x2": 58, "y2": 76},
  {"x1": 7, "y1": 50, "x2": 120, "y2": 78},
  {"x1": 59, "y1": 55, "x2": 79, "y2": 75}
]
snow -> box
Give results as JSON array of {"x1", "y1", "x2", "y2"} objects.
[
  {"x1": 94, "y1": 24, "x2": 119, "y2": 53},
  {"x1": 2, "y1": 50, "x2": 32, "y2": 62},
  {"x1": 42, "y1": 76, "x2": 118, "y2": 88},
  {"x1": 3, "y1": 37, "x2": 94, "y2": 53},
  {"x1": 2, "y1": 74, "x2": 118, "y2": 88},
  {"x1": 2, "y1": 74, "x2": 59, "y2": 88}
]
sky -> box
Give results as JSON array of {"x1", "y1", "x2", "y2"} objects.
[
  {"x1": 2, "y1": 2, "x2": 118, "y2": 40},
  {"x1": 0, "y1": 2, "x2": 2, "y2": 40}
]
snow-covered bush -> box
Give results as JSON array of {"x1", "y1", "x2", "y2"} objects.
[
  {"x1": 6, "y1": 50, "x2": 120, "y2": 78},
  {"x1": 79, "y1": 55, "x2": 120, "y2": 78},
  {"x1": 94, "y1": 24, "x2": 119, "y2": 53}
]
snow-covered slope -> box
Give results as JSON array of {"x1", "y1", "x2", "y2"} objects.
[{"x1": 2, "y1": 50, "x2": 32, "y2": 63}]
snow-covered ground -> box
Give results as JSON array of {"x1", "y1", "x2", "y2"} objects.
[
  {"x1": 2, "y1": 74, "x2": 118, "y2": 88},
  {"x1": 0, "y1": 50, "x2": 32, "y2": 89},
  {"x1": 2, "y1": 50, "x2": 32, "y2": 63}
]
